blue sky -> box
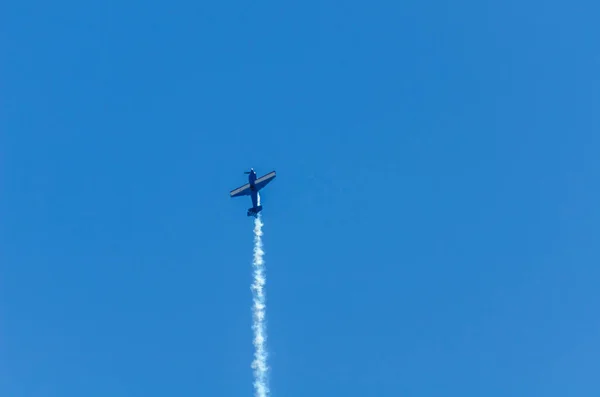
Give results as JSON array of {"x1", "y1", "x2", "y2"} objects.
[{"x1": 2, "y1": 0, "x2": 599, "y2": 395}]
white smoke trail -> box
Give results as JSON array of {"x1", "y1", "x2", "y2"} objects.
[{"x1": 251, "y1": 213, "x2": 269, "y2": 397}]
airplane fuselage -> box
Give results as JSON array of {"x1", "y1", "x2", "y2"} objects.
[
  {"x1": 248, "y1": 170, "x2": 257, "y2": 185},
  {"x1": 248, "y1": 170, "x2": 260, "y2": 216}
]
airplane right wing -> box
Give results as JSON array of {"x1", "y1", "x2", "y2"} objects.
[
  {"x1": 254, "y1": 171, "x2": 276, "y2": 191},
  {"x1": 230, "y1": 183, "x2": 251, "y2": 197}
]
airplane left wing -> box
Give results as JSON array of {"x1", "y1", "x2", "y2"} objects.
[
  {"x1": 254, "y1": 171, "x2": 276, "y2": 191},
  {"x1": 230, "y1": 183, "x2": 251, "y2": 197}
]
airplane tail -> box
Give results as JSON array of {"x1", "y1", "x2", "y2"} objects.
[{"x1": 247, "y1": 205, "x2": 263, "y2": 217}]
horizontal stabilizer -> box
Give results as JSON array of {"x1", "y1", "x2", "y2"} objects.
[{"x1": 247, "y1": 205, "x2": 263, "y2": 217}]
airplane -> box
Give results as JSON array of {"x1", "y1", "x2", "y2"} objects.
[{"x1": 230, "y1": 168, "x2": 276, "y2": 217}]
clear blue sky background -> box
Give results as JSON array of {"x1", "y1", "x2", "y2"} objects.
[{"x1": 2, "y1": 0, "x2": 599, "y2": 396}]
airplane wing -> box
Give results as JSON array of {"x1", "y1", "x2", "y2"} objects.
[
  {"x1": 254, "y1": 171, "x2": 276, "y2": 191},
  {"x1": 230, "y1": 183, "x2": 251, "y2": 197}
]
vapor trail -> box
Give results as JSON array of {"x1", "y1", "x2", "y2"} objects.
[{"x1": 251, "y1": 213, "x2": 269, "y2": 397}]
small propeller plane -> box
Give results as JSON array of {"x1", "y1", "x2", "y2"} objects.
[{"x1": 230, "y1": 168, "x2": 276, "y2": 217}]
